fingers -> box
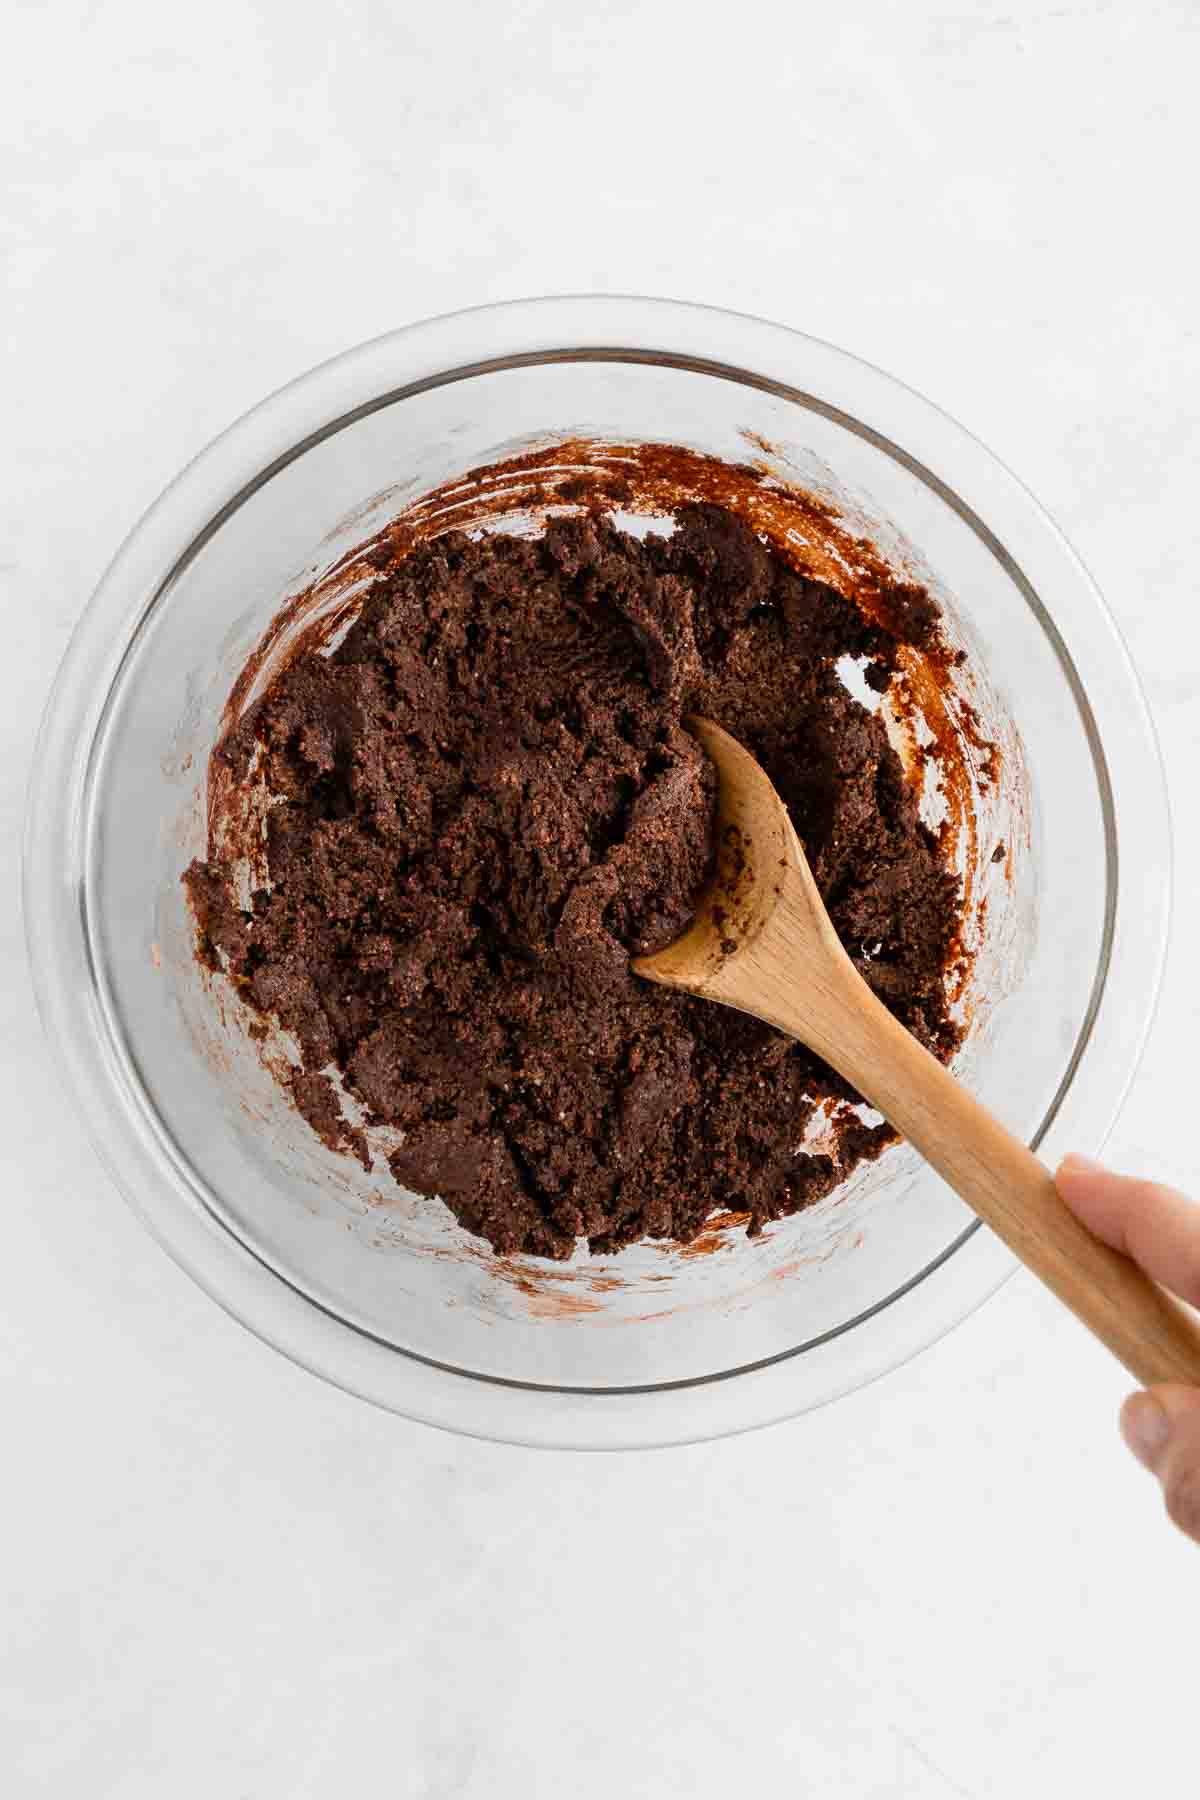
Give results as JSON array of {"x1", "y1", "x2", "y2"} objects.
[
  {"x1": 1055, "y1": 1153, "x2": 1200, "y2": 1307},
  {"x1": 1121, "y1": 1385, "x2": 1200, "y2": 1543},
  {"x1": 1057, "y1": 1155, "x2": 1200, "y2": 1542}
]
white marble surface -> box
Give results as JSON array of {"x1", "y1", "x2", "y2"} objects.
[{"x1": 4, "y1": 1, "x2": 1199, "y2": 1792}]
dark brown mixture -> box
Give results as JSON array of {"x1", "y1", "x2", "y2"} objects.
[{"x1": 185, "y1": 506, "x2": 963, "y2": 1258}]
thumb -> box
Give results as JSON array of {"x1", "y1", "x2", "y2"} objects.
[{"x1": 1054, "y1": 1153, "x2": 1200, "y2": 1306}]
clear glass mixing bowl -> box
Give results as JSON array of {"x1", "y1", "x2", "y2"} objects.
[{"x1": 24, "y1": 297, "x2": 1169, "y2": 1448}]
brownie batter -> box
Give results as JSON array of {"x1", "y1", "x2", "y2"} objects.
[{"x1": 185, "y1": 505, "x2": 963, "y2": 1259}]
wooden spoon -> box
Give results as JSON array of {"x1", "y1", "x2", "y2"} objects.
[{"x1": 634, "y1": 718, "x2": 1200, "y2": 1387}]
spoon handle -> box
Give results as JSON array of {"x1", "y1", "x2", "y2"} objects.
[{"x1": 776, "y1": 959, "x2": 1200, "y2": 1390}]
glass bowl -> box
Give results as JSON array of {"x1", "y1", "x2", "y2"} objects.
[{"x1": 24, "y1": 296, "x2": 1169, "y2": 1448}]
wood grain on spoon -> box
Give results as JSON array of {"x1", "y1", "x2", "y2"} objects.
[{"x1": 634, "y1": 718, "x2": 1200, "y2": 1388}]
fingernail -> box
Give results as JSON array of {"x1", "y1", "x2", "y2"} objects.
[
  {"x1": 1120, "y1": 1391, "x2": 1171, "y2": 1469},
  {"x1": 1057, "y1": 1152, "x2": 1105, "y2": 1178}
]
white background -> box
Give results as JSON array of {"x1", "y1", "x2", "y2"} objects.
[{"x1": 4, "y1": 1, "x2": 1198, "y2": 1793}]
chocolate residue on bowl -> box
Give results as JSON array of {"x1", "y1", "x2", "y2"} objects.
[{"x1": 185, "y1": 440, "x2": 995, "y2": 1261}]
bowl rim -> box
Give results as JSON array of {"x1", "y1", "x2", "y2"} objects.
[{"x1": 23, "y1": 294, "x2": 1171, "y2": 1447}]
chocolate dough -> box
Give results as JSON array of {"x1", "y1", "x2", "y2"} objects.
[{"x1": 186, "y1": 506, "x2": 963, "y2": 1259}]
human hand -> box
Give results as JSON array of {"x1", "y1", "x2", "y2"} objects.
[{"x1": 1057, "y1": 1153, "x2": 1200, "y2": 1543}]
